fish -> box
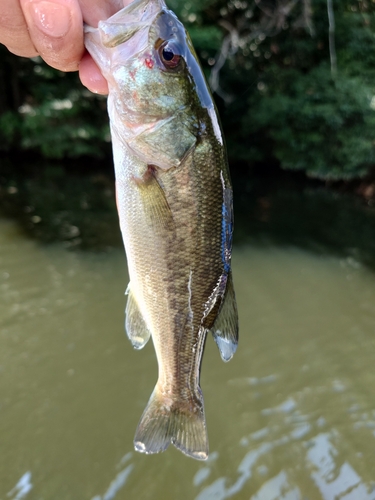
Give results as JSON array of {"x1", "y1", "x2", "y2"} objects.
[{"x1": 84, "y1": 0, "x2": 238, "y2": 460}]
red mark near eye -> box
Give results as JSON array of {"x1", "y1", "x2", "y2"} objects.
[{"x1": 145, "y1": 57, "x2": 154, "y2": 69}]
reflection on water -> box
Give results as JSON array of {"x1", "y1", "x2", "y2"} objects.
[
  {"x1": 91, "y1": 453, "x2": 133, "y2": 500},
  {"x1": 7, "y1": 472, "x2": 32, "y2": 500},
  {"x1": 1, "y1": 218, "x2": 375, "y2": 499}
]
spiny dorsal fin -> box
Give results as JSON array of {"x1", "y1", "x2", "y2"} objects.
[
  {"x1": 125, "y1": 284, "x2": 151, "y2": 350},
  {"x1": 211, "y1": 272, "x2": 238, "y2": 362}
]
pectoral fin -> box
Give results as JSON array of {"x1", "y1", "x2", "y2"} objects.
[
  {"x1": 125, "y1": 284, "x2": 151, "y2": 349},
  {"x1": 211, "y1": 272, "x2": 238, "y2": 362},
  {"x1": 135, "y1": 165, "x2": 174, "y2": 231}
]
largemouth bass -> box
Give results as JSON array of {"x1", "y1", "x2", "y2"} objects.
[{"x1": 85, "y1": 0, "x2": 238, "y2": 460}]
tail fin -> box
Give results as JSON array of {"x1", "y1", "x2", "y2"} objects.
[{"x1": 134, "y1": 385, "x2": 208, "y2": 461}]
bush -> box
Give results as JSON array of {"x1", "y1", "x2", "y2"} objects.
[{"x1": 241, "y1": 65, "x2": 375, "y2": 179}]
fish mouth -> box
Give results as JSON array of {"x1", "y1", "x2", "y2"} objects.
[
  {"x1": 84, "y1": 0, "x2": 169, "y2": 79},
  {"x1": 88, "y1": 0, "x2": 167, "y2": 48}
]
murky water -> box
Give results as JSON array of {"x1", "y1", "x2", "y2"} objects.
[{"x1": 1, "y1": 216, "x2": 375, "y2": 500}]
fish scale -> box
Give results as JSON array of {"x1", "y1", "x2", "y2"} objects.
[{"x1": 85, "y1": 0, "x2": 238, "y2": 460}]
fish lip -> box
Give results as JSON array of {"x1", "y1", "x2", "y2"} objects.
[
  {"x1": 84, "y1": 0, "x2": 169, "y2": 78},
  {"x1": 104, "y1": 0, "x2": 166, "y2": 24},
  {"x1": 85, "y1": 0, "x2": 167, "y2": 41}
]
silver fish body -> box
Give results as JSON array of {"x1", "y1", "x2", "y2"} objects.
[{"x1": 85, "y1": 0, "x2": 238, "y2": 460}]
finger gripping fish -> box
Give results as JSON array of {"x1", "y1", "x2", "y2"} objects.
[{"x1": 85, "y1": 0, "x2": 238, "y2": 461}]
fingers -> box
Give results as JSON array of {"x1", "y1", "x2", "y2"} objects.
[
  {"x1": 0, "y1": 0, "x2": 38, "y2": 57},
  {"x1": 79, "y1": 0, "x2": 124, "y2": 27},
  {"x1": 79, "y1": 52, "x2": 109, "y2": 94},
  {"x1": 20, "y1": 0, "x2": 85, "y2": 71},
  {"x1": 0, "y1": 0, "x2": 134, "y2": 92},
  {"x1": 78, "y1": 0, "x2": 128, "y2": 94}
]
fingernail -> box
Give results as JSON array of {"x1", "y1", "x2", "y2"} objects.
[{"x1": 25, "y1": 1, "x2": 71, "y2": 38}]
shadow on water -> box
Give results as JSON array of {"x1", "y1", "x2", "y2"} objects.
[
  {"x1": 0, "y1": 157, "x2": 122, "y2": 250},
  {"x1": 2, "y1": 157, "x2": 375, "y2": 268},
  {"x1": 233, "y1": 164, "x2": 375, "y2": 270}
]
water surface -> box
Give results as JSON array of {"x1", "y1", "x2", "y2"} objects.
[{"x1": 1, "y1": 218, "x2": 375, "y2": 499}]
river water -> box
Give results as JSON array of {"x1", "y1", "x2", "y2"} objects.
[{"x1": 1, "y1": 214, "x2": 375, "y2": 500}]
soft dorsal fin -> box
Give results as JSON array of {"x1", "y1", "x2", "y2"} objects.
[
  {"x1": 125, "y1": 284, "x2": 151, "y2": 350},
  {"x1": 211, "y1": 272, "x2": 238, "y2": 362}
]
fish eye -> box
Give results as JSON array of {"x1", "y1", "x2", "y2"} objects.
[{"x1": 159, "y1": 42, "x2": 181, "y2": 69}]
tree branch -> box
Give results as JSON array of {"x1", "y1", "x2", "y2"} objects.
[{"x1": 327, "y1": 0, "x2": 337, "y2": 77}]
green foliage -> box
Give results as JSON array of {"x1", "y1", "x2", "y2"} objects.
[
  {"x1": 1, "y1": 0, "x2": 375, "y2": 180},
  {"x1": 17, "y1": 90, "x2": 110, "y2": 159},
  {"x1": 0, "y1": 47, "x2": 110, "y2": 159},
  {"x1": 241, "y1": 65, "x2": 375, "y2": 179},
  {"x1": 214, "y1": 0, "x2": 375, "y2": 180}
]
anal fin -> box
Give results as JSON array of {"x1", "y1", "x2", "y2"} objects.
[
  {"x1": 211, "y1": 271, "x2": 239, "y2": 362},
  {"x1": 125, "y1": 284, "x2": 151, "y2": 350}
]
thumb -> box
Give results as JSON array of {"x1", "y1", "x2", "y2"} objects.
[{"x1": 20, "y1": 0, "x2": 84, "y2": 71}]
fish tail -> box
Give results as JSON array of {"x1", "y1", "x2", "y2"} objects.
[{"x1": 134, "y1": 385, "x2": 208, "y2": 460}]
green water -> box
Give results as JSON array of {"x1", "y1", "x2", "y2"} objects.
[{"x1": 1, "y1": 217, "x2": 375, "y2": 499}]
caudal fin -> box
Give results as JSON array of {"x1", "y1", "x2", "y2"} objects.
[{"x1": 134, "y1": 386, "x2": 208, "y2": 460}]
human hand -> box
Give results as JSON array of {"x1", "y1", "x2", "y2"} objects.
[{"x1": 0, "y1": 0, "x2": 130, "y2": 94}]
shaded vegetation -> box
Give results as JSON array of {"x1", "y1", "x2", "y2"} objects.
[
  {"x1": 1, "y1": 0, "x2": 375, "y2": 181},
  {"x1": 0, "y1": 49, "x2": 110, "y2": 159}
]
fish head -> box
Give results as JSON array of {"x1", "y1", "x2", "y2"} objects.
[{"x1": 85, "y1": 0, "x2": 214, "y2": 134}]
